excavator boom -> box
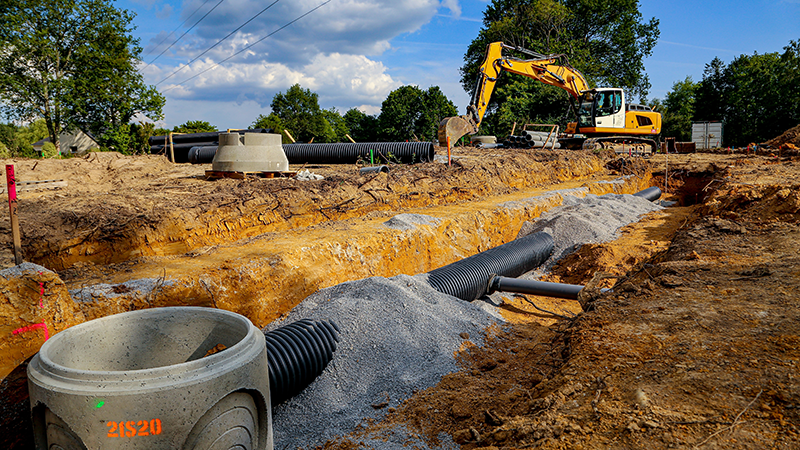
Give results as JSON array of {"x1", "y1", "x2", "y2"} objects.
[{"x1": 438, "y1": 42, "x2": 589, "y2": 147}]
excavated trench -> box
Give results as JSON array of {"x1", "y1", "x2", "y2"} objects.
[
  {"x1": 2, "y1": 150, "x2": 755, "y2": 449},
  {"x1": 62, "y1": 175, "x2": 652, "y2": 326}
]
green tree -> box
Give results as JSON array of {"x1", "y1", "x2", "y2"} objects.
[
  {"x1": 252, "y1": 113, "x2": 293, "y2": 143},
  {"x1": 722, "y1": 52, "x2": 787, "y2": 146},
  {"x1": 129, "y1": 122, "x2": 155, "y2": 155},
  {"x1": 14, "y1": 119, "x2": 49, "y2": 157},
  {"x1": 460, "y1": 0, "x2": 659, "y2": 130},
  {"x1": 172, "y1": 120, "x2": 217, "y2": 134},
  {"x1": 693, "y1": 57, "x2": 726, "y2": 122},
  {"x1": 419, "y1": 86, "x2": 458, "y2": 141},
  {"x1": 41, "y1": 141, "x2": 58, "y2": 158},
  {"x1": 343, "y1": 108, "x2": 379, "y2": 142},
  {"x1": 321, "y1": 108, "x2": 348, "y2": 143},
  {"x1": 378, "y1": 85, "x2": 457, "y2": 141},
  {"x1": 270, "y1": 84, "x2": 327, "y2": 143},
  {"x1": 661, "y1": 77, "x2": 697, "y2": 141},
  {"x1": 0, "y1": 0, "x2": 164, "y2": 153}
]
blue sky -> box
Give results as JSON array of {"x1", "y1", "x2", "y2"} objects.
[{"x1": 121, "y1": 0, "x2": 800, "y2": 129}]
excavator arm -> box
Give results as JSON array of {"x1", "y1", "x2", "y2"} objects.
[{"x1": 438, "y1": 42, "x2": 590, "y2": 147}]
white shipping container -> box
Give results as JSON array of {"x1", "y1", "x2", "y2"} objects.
[{"x1": 692, "y1": 122, "x2": 724, "y2": 149}]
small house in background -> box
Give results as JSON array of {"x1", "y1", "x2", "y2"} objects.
[{"x1": 32, "y1": 129, "x2": 99, "y2": 155}]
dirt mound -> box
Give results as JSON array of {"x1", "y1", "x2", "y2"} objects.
[
  {"x1": 319, "y1": 155, "x2": 800, "y2": 449},
  {"x1": 765, "y1": 124, "x2": 800, "y2": 148}
]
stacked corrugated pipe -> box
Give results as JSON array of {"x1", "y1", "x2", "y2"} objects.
[
  {"x1": 502, "y1": 131, "x2": 561, "y2": 149},
  {"x1": 185, "y1": 141, "x2": 436, "y2": 165},
  {"x1": 148, "y1": 128, "x2": 271, "y2": 163}
]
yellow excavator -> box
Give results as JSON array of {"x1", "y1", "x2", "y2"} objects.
[{"x1": 439, "y1": 42, "x2": 662, "y2": 153}]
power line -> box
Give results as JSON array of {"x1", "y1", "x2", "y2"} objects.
[
  {"x1": 156, "y1": 0, "x2": 281, "y2": 86},
  {"x1": 144, "y1": 0, "x2": 227, "y2": 67},
  {"x1": 142, "y1": 0, "x2": 215, "y2": 58},
  {"x1": 161, "y1": 0, "x2": 331, "y2": 93}
]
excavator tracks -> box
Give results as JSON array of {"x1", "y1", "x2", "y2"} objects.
[{"x1": 582, "y1": 136, "x2": 656, "y2": 156}]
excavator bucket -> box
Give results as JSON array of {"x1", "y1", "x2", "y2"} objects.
[{"x1": 437, "y1": 115, "x2": 477, "y2": 147}]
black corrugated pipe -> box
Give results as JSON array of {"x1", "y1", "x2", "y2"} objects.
[
  {"x1": 487, "y1": 275, "x2": 584, "y2": 300},
  {"x1": 282, "y1": 142, "x2": 434, "y2": 164},
  {"x1": 633, "y1": 186, "x2": 662, "y2": 202},
  {"x1": 264, "y1": 318, "x2": 340, "y2": 405},
  {"x1": 426, "y1": 231, "x2": 554, "y2": 301},
  {"x1": 188, "y1": 146, "x2": 219, "y2": 164}
]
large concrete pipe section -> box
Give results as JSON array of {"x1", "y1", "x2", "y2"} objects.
[
  {"x1": 212, "y1": 133, "x2": 289, "y2": 173},
  {"x1": 27, "y1": 307, "x2": 272, "y2": 449},
  {"x1": 426, "y1": 232, "x2": 554, "y2": 301}
]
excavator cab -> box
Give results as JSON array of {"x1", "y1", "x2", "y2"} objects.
[{"x1": 575, "y1": 88, "x2": 626, "y2": 130}]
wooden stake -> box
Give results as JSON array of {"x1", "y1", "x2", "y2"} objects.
[
  {"x1": 446, "y1": 136, "x2": 452, "y2": 167},
  {"x1": 283, "y1": 129, "x2": 296, "y2": 143},
  {"x1": 511, "y1": 122, "x2": 517, "y2": 136},
  {"x1": 5, "y1": 165, "x2": 22, "y2": 265},
  {"x1": 345, "y1": 134, "x2": 356, "y2": 143},
  {"x1": 168, "y1": 132, "x2": 176, "y2": 163}
]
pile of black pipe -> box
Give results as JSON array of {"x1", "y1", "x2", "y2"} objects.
[
  {"x1": 185, "y1": 141, "x2": 435, "y2": 165},
  {"x1": 148, "y1": 128, "x2": 271, "y2": 163},
  {"x1": 282, "y1": 142, "x2": 434, "y2": 164},
  {"x1": 264, "y1": 319, "x2": 340, "y2": 405},
  {"x1": 427, "y1": 231, "x2": 554, "y2": 301},
  {"x1": 633, "y1": 186, "x2": 662, "y2": 202}
]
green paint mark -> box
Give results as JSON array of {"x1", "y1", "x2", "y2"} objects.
[{"x1": 95, "y1": 400, "x2": 104, "y2": 408}]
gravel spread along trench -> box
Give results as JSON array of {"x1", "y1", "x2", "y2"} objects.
[{"x1": 267, "y1": 191, "x2": 663, "y2": 449}]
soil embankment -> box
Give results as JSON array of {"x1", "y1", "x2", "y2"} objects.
[{"x1": 0, "y1": 147, "x2": 798, "y2": 449}]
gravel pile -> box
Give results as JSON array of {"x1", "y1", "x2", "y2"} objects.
[
  {"x1": 518, "y1": 192, "x2": 663, "y2": 271},
  {"x1": 267, "y1": 273, "x2": 496, "y2": 449}
]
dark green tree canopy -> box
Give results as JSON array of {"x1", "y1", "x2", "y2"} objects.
[
  {"x1": 343, "y1": 108, "x2": 379, "y2": 142},
  {"x1": 270, "y1": 84, "x2": 328, "y2": 143},
  {"x1": 0, "y1": 0, "x2": 164, "y2": 152},
  {"x1": 661, "y1": 77, "x2": 697, "y2": 141},
  {"x1": 460, "y1": 0, "x2": 659, "y2": 136},
  {"x1": 685, "y1": 40, "x2": 800, "y2": 146},
  {"x1": 173, "y1": 120, "x2": 217, "y2": 134},
  {"x1": 378, "y1": 85, "x2": 457, "y2": 142}
]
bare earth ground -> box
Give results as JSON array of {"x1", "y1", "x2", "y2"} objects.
[{"x1": 0, "y1": 143, "x2": 799, "y2": 449}]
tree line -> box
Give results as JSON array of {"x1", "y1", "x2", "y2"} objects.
[
  {"x1": 657, "y1": 39, "x2": 800, "y2": 146},
  {"x1": 249, "y1": 84, "x2": 457, "y2": 145}
]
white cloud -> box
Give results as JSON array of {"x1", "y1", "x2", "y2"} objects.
[
  {"x1": 154, "y1": 53, "x2": 400, "y2": 112},
  {"x1": 440, "y1": 0, "x2": 461, "y2": 18},
  {"x1": 160, "y1": 0, "x2": 442, "y2": 66},
  {"x1": 139, "y1": 0, "x2": 464, "y2": 126}
]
